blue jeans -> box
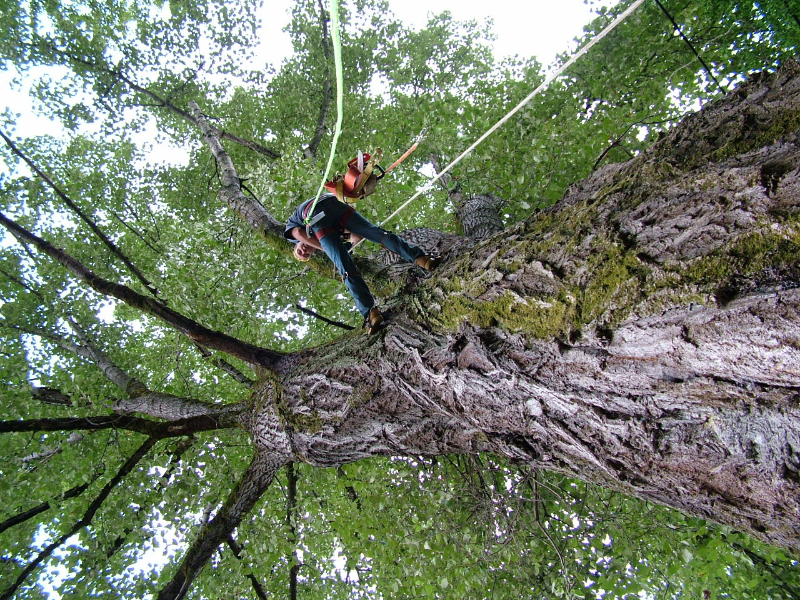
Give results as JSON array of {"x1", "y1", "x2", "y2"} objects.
[{"x1": 311, "y1": 197, "x2": 424, "y2": 317}]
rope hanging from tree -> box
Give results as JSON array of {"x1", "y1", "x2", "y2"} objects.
[
  {"x1": 314, "y1": 0, "x2": 648, "y2": 251},
  {"x1": 304, "y1": 0, "x2": 345, "y2": 226},
  {"x1": 369, "y1": 0, "x2": 648, "y2": 236}
]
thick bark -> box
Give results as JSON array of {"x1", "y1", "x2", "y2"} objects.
[{"x1": 249, "y1": 62, "x2": 800, "y2": 551}]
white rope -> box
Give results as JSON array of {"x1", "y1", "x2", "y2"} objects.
[{"x1": 371, "y1": 0, "x2": 647, "y2": 233}]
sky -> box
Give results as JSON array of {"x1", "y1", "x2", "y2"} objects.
[
  {"x1": 260, "y1": 0, "x2": 618, "y2": 68},
  {"x1": 1, "y1": 0, "x2": 619, "y2": 143}
]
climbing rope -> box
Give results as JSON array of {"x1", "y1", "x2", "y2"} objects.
[
  {"x1": 305, "y1": 0, "x2": 345, "y2": 225},
  {"x1": 351, "y1": 0, "x2": 647, "y2": 247}
]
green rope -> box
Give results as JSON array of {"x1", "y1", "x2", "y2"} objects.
[{"x1": 304, "y1": 0, "x2": 344, "y2": 225}]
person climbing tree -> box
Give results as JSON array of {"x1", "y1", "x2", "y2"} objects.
[{"x1": 285, "y1": 193, "x2": 441, "y2": 333}]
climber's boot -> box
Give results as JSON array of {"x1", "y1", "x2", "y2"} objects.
[
  {"x1": 414, "y1": 255, "x2": 441, "y2": 271},
  {"x1": 365, "y1": 306, "x2": 385, "y2": 335}
]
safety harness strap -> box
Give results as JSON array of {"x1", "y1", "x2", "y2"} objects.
[{"x1": 313, "y1": 205, "x2": 355, "y2": 241}]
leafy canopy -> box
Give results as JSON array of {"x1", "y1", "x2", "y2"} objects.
[{"x1": 1, "y1": 0, "x2": 799, "y2": 598}]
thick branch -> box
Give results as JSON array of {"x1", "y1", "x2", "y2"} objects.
[
  {"x1": 0, "y1": 128, "x2": 160, "y2": 297},
  {"x1": 0, "y1": 414, "x2": 237, "y2": 436},
  {"x1": 114, "y1": 393, "x2": 246, "y2": 422},
  {"x1": 156, "y1": 451, "x2": 286, "y2": 600},
  {"x1": 66, "y1": 320, "x2": 149, "y2": 396},
  {"x1": 31, "y1": 386, "x2": 73, "y2": 407},
  {"x1": 6, "y1": 321, "x2": 245, "y2": 420},
  {"x1": 1, "y1": 436, "x2": 157, "y2": 600},
  {"x1": 190, "y1": 102, "x2": 285, "y2": 241},
  {"x1": 0, "y1": 212, "x2": 283, "y2": 367}
]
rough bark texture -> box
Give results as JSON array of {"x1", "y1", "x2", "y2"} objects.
[{"x1": 244, "y1": 62, "x2": 800, "y2": 552}]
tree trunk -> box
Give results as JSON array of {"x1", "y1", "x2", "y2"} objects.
[{"x1": 247, "y1": 61, "x2": 800, "y2": 552}]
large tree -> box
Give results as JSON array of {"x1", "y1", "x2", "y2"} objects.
[{"x1": 1, "y1": 0, "x2": 799, "y2": 598}]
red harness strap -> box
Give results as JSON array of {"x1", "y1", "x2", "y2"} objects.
[{"x1": 313, "y1": 205, "x2": 355, "y2": 241}]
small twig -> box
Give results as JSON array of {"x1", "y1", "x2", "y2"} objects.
[
  {"x1": 295, "y1": 303, "x2": 355, "y2": 330},
  {"x1": 654, "y1": 0, "x2": 727, "y2": 94},
  {"x1": 532, "y1": 472, "x2": 568, "y2": 577},
  {"x1": 0, "y1": 128, "x2": 161, "y2": 298}
]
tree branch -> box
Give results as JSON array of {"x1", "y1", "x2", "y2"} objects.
[
  {"x1": 304, "y1": 0, "x2": 334, "y2": 159},
  {"x1": 0, "y1": 436, "x2": 158, "y2": 600},
  {"x1": 730, "y1": 542, "x2": 800, "y2": 598},
  {"x1": 225, "y1": 536, "x2": 269, "y2": 600},
  {"x1": 0, "y1": 211, "x2": 284, "y2": 367},
  {"x1": 111, "y1": 210, "x2": 163, "y2": 255},
  {"x1": 193, "y1": 344, "x2": 255, "y2": 388},
  {"x1": 0, "y1": 265, "x2": 43, "y2": 299},
  {"x1": 286, "y1": 462, "x2": 299, "y2": 600},
  {"x1": 40, "y1": 41, "x2": 281, "y2": 160},
  {"x1": 0, "y1": 127, "x2": 160, "y2": 298},
  {"x1": 31, "y1": 386, "x2": 73, "y2": 407},
  {"x1": 0, "y1": 476, "x2": 98, "y2": 535},
  {"x1": 592, "y1": 121, "x2": 638, "y2": 171},
  {"x1": 21, "y1": 432, "x2": 83, "y2": 467},
  {"x1": 107, "y1": 438, "x2": 194, "y2": 559},
  {"x1": 429, "y1": 153, "x2": 464, "y2": 207},
  {"x1": 156, "y1": 451, "x2": 287, "y2": 600},
  {"x1": 653, "y1": 0, "x2": 727, "y2": 94},
  {"x1": 4, "y1": 320, "x2": 249, "y2": 421},
  {"x1": 189, "y1": 102, "x2": 286, "y2": 242},
  {"x1": 0, "y1": 414, "x2": 236, "y2": 436},
  {"x1": 295, "y1": 303, "x2": 355, "y2": 330}
]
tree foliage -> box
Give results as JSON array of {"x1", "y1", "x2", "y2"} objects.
[{"x1": 1, "y1": 0, "x2": 799, "y2": 598}]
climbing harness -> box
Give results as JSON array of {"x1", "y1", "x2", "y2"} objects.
[
  {"x1": 321, "y1": 128, "x2": 426, "y2": 204},
  {"x1": 324, "y1": 149, "x2": 385, "y2": 203},
  {"x1": 304, "y1": 129, "x2": 427, "y2": 238}
]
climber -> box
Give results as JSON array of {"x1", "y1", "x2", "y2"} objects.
[{"x1": 285, "y1": 193, "x2": 440, "y2": 333}]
